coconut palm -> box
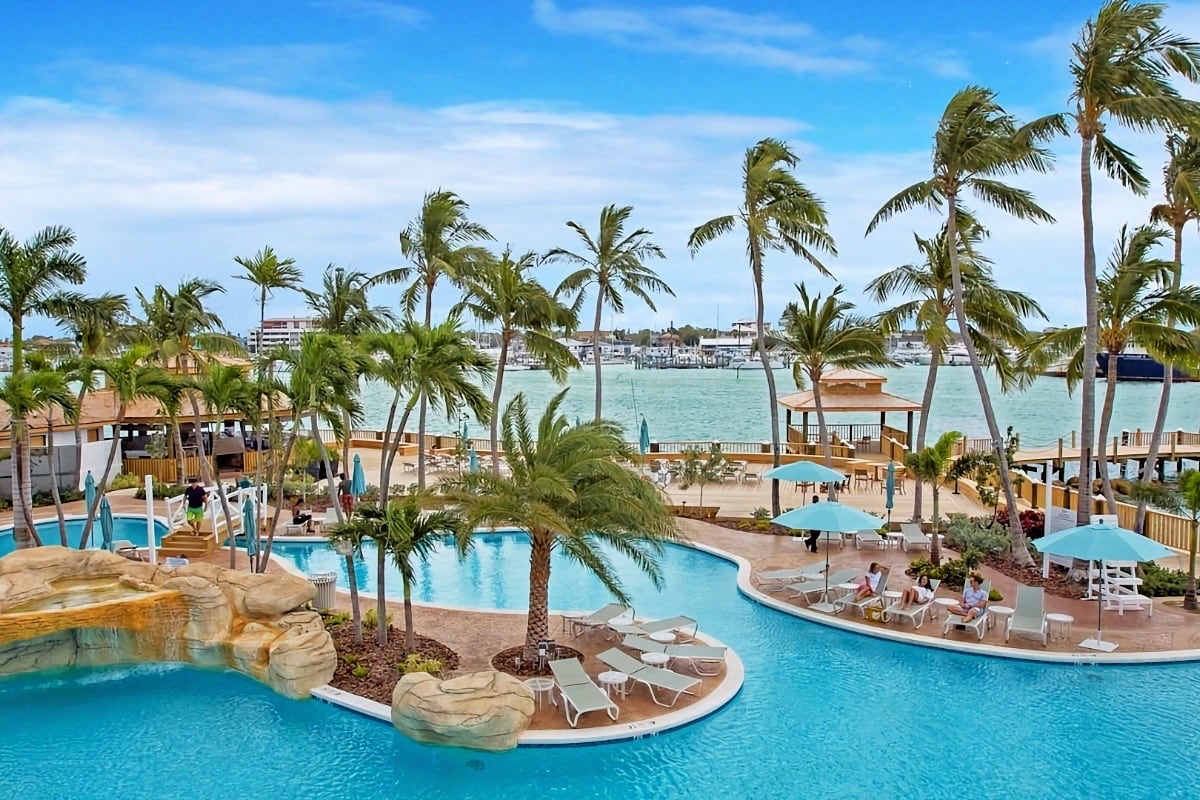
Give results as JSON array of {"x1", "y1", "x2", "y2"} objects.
[
  {"x1": 1137, "y1": 134, "x2": 1200, "y2": 532},
  {"x1": 455, "y1": 247, "x2": 579, "y2": 473},
  {"x1": 0, "y1": 224, "x2": 89, "y2": 547},
  {"x1": 1065, "y1": 0, "x2": 1200, "y2": 524},
  {"x1": 904, "y1": 431, "x2": 963, "y2": 566},
  {"x1": 867, "y1": 222, "x2": 1044, "y2": 520},
  {"x1": 866, "y1": 86, "x2": 1061, "y2": 566},
  {"x1": 1024, "y1": 225, "x2": 1200, "y2": 513},
  {"x1": 550, "y1": 204, "x2": 673, "y2": 422},
  {"x1": 194, "y1": 362, "x2": 256, "y2": 567},
  {"x1": 688, "y1": 139, "x2": 835, "y2": 518},
  {"x1": 775, "y1": 284, "x2": 891, "y2": 468},
  {"x1": 77, "y1": 348, "x2": 176, "y2": 549},
  {"x1": 442, "y1": 390, "x2": 677, "y2": 658}
]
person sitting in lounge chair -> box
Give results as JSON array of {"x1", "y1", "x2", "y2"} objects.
[
  {"x1": 898, "y1": 574, "x2": 934, "y2": 609},
  {"x1": 291, "y1": 498, "x2": 313, "y2": 532},
  {"x1": 948, "y1": 574, "x2": 988, "y2": 621},
  {"x1": 853, "y1": 563, "x2": 884, "y2": 601}
]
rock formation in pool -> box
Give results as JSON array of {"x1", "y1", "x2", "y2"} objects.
[
  {"x1": 0, "y1": 547, "x2": 336, "y2": 698},
  {"x1": 391, "y1": 670, "x2": 535, "y2": 751}
]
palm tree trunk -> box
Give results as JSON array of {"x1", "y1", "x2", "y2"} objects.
[
  {"x1": 378, "y1": 392, "x2": 400, "y2": 505},
  {"x1": 71, "y1": 385, "x2": 87, "y2": 491},
  {"x1": 255, "y1": 290, "x2": 267, "y2": 494},
  {"x1": 946, "y1": 198, "x2": 1033, "y2": 567},
  {"x1": 190, "y1": 393, "x2": 236, "y2": 567},
  {"x1": 1096, "y1": 350, "x2": 1120, "y2": 514},
  {"x1": 751, "y1": 247, "x2": 782, "y2": 518},
  {"x1": 341, "y1": 408, "x2": 352, "y2": 491},
  {"x1": 312, "y1": 411, "x2": 360, "y2": 643},
  {"x1": 403, "y1": 575, "x2": 416, "y2": 653},
  {"x1": 171, "y1": 416, "x2": 187, "y2": 485},
  {"x1": 416, "y1": 291, "x2": 435, "y2": 490},
  {"x1": 78, "y1": 408, "x2": 125, "y2": 549},
  {"x1": 256, "y1": 417, "x2": 298, "y2": 571},
  {"x1": 813, "y1": 376, "x2": 832, "y2": 467},
  {"x1": 491, "y1": 332, "x2": 509, "y2": 473},
  {"x1": 592, "y1": 291, "x2": 604, "y2": 421},
  {"x1": 376, "y1": 541, "x2": 388, "y2": 647},
  {"x1": 911, "y1": 349, "x2": 941, "y2": 521},
  {"x1": 11, "y1": 423, "x2": 41, "y2": 549},
  {"x1": 1186, "y1": 521, "x2": 1197, "y2": 611},
  {"x1": 1136, "y1": 223, "x2": 1183, "y2": 533},
  {"x1": 524, "y1": 530, "x2": 553, "y2": 658},
  {"x1": 930, "y1": 485, "x2": 941, "y2": 566},
  {"x1": 46, "y1": 414, "x2": 69, "y2": 546},
  {"x1": 384, "y1": 403, "x2": 417, "y2": 494},
  {"x1": 1078, "y1": 133, "x2": 1099, "y2": 525}
]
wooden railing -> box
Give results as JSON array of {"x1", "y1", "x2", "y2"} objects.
[{"x1": 121, "y1": 450, "x2": 263, "y2": 484}]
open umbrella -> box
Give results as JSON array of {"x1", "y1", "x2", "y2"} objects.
[
  {"x1": 351, "y1": 453, "x2": 367, "y2": 497},
  {"x1": 884, "y1": 461, "x2": 896, "y2": 529},
  {"x1": 84, "y1": 471, "x2": 97, "y2": 528},
  {"x1": 241, "y1": 495, "x2": 259, "y2": 569},
  {"x1": 98, "y1": 496, "x2": 114, "y2": 552},
  {"x1": 639, "y1": 418, "x2": 650, "y2": 458},
  {"x1": 774, "y1": 502, "x2": 885, "y2": 613},
  {"x1": 764, "y1": 461, "x2": 846, "y2": 484},
  {"x1": 1033, "y1": 519, "x2": 1173, "y2": 652},
  {"x1": 468, "y1": 447, "x2": 478, "y2": 473}
]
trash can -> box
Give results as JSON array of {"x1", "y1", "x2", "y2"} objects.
[{"x1": 309, "y1": 572, "x2": 337, "y2": 611}]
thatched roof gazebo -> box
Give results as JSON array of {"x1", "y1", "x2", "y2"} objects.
[{"x1": 777, "y1": 369, "x2": 922, "y2": 458}]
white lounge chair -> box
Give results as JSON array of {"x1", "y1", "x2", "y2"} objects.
[
  {"x1": 608, "y1": 615, "x2": 698, "y2": 641},
  {"x1": 899, "y1": 523, "x2": 930, "y2": 552},
  {"x1": 547, "y1": 658, "x2": 619, "y2": 728},
  {"x1": 883, "y1": 578, "x2": 941, "y2": 628},
  {"x1": 596, "y1": 648, "x2": 700, "y2": 707},
  {"x1": 854, "y1": 530, "x2": 887, "y2": 550},
  {"x1": 621, "y1": 634, "x2": 727, "y2": 676},
  {"x1": 755, "y1": 565, "x2": 824, "y2": 589},
  {"x1": 1006, "y1": 585, "x2": 1047, "y2": 646},
  {"x1": 785, "y1": 568, "x2": 859, "y2": 604},
  {"x1": 1101, "y1": 584, "x2": 1154, "y2": 617},
  {"x1": 942, "y1": 580, "x2": 992, "y2": 641},
  {"x1": 836, "y1": 571, "x2": 890, "y2": 617},
  {"x1": 571, "y1": 603, "x2": 634, "y2": 637}
]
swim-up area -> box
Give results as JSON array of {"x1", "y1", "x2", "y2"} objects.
[
  {"x1": 3, "y1": 535, "x2": 1199, "y2": 798},
  {"x1": 0, "y1": 516, "x2": 169, "y2": 557}
]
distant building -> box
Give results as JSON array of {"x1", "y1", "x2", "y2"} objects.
[{"x1": 247, "y1": 317, "x2": 321, "y2": 354}]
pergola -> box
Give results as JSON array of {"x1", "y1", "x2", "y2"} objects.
[{"x1": 776, "y1": 369, "x2": 923, "y2": 455}]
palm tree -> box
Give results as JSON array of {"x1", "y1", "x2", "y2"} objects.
[
  {"x1": 0, "y1": 224, "x2": 88, "y2": 547},
  {"x1": 776, "y1": 284, "x2": 891, "y2": 468},
  {"x1": 867, "y1": 222, "x2": 1044, "y2": 520},
  {"x1": 904, "y1": 431, "x2": 963, "y2": 566},
  {"x1": 1025, "y1": 225, "x2": 1200, "y2": 513},
  {"x1": 867, "y1": 86, "x2": 1060, "y2": 565},
  {"x1": 1065, "y1": 0, "x2": 1200, "y2": 524},
  {"x1": 1137, "y1": 134, "x2": 1200, "y2": 532},
  {"x1": 77, "y1": 348, "x2": 175, "y2": 549},
  {"x1": 456, "y1": 247, "x2": 579, "y2": 473},
  {"x1": 550, "y1": 204, "x2": 673, "y2": 422},
  {"x1": 688, "y1": 140, "x2": 835, "y2": 517},
  {"x1": 194, "y1": 362, "x2": 256, "y2": 567},
  {"x1": 442, "y1": 390, "x2": 677, "y2": 658}
]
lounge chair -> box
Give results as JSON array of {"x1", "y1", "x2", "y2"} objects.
[
  {"x1": 596, "y1": 648, "x2": 700, "y2": 707},
  {"x1": 882, "y1": 578, "x2": 941, "y2": 628},
  {"x1": 854, "y1": 530, "x2": 887, "y2": 550},
  {"x1": 942, "y1": 580, "x2": 992, "y2": 641},
  {"x1": 621, "y1": 635, "x2": 727, "y2": 676},
  {"x1": 608, "y1": 614, "x2": 698, "y2": 641},
  {"x1": 836, "y1": 571, "x2": 890, "y2": 617},
  {"x1": 571, "y1": 602, "x2": 634, "y2": 637},
  {"x1": 755, "y1": 565, "x2": 824, "y2": 588},
  {"x1": 785, "y1": 568, "x2": 859, "y2": 604},
  {"x1": 1006, "y1": 585, "x2": 1047, "y2": 646},
  {"x1": 899, "y1": 523, "x2": 930, "y2": 552},
  {"x1": 1101, "y1": 585, "x2": 1154, "y2": 616},
  {"x1": 547, "y1": 658, "x2": 619, "y2": 728}
]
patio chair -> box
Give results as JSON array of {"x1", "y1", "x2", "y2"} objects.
[
  {"x1": 882, "y1": 579, "x2": 941, "y2": 628},
  {"x1": 608, "y1": 614, "x2": 698, "y2": 641},
  {"x1": 596, "y1": 648, "x2": 701, "y2": 707},
  {"x1": 755, "y1": 565, "x2": 824, "y2": 589},
  {"x1": 785, "y1": 568, "x2": 859, "y2": 604},
  {"x1": 571, "y1": 602, "x2": 633, "y2": 637},
  {"x1": 836, "y1": 570, "x2": 890, "y2": 617},
  {"x1": 621, "y1": 635, "x2": 728, "y2": 676},
  {"x1": 547, "y1": 658, "x2": 619, "y2": 728},
  {"x1": 1101, "y1": 584, "x2": 1154, "y2": 617},
  {"x1": 941, "y1": 580, "x2": 992, "y2": 641},
  {"x1": 898, "y1": 523, "x2": 930, "y2": 552},
  {"x1": 854, "y1": 530, "x2": 887, "y2": 550},
  {"x1": 1006, "y1": 585, "x2": 1047, "y2": 646},
  {"x1": 852, "y1": 468, "x2": 869, "y2": 491}
]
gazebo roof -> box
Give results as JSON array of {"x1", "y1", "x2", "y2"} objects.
[{"x1": 777, "y1": 369, "x2": 923, "y2": 414}]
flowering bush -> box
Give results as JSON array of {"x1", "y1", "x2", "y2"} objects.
[{"x1": 995, "y1": 507, "x2": 1045, "y2": 538}]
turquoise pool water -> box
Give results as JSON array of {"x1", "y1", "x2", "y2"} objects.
[
  {"x1": 0, "y1": 516, "x2": 169, "y2": 556},
  {"x1": 3, "y1": 537, "x2": 1199, "y2": 798}
]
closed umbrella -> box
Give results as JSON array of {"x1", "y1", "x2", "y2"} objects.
[
  {"x1": 884, "y1": 461, "x2": 896, "y2": 529},
  {"x1": 98, "y1": 496, "x2": 114, "y2": 552},
  {"x1": 351, "y1": 453, "x2": 367, "y2": 497},
  {"x1": 639, "y1": 418, "x2": 650, "y2": 458},
  {"x1": 241, "y1": 495, "x2": 259, "y2": 569},
  {"x1": 84, "y1": 471, "x2": 97, "y2": 531},
  {"x1": 774, "y1": 502, "x2": 885, "y2": 613},
  {"x1": 468, "y1": 447, "x2": 478, "y2": 473},
  {"x1": 1033, "y1": 519, "x2": 1173, "y2": 652}
]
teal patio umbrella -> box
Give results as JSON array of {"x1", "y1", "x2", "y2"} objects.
[
  {"x1": 639, "y1": 418, "x2": 650, "y2": 458},
  {"x1": 468, "y1": 447, "x2": 478, "y2": 473},
  {"x1": 84, "y1": 471, "x2": 97, "y2": 528},
  {"x1": 763, "y1": 461, "x2": 846, "y2": 495},
  {"x1": 884, "y1": 461, "x2": 896, "y2": 528},
  {"x1": 774, "y1": 502, "x2": 885, "y2": 613},
  {"x1": 98, "y1": 496, "x2": 114, "y2": 552},
  {"x1": 351, "y1": 453, "x2": 367, "y2": 497},
  {"x1": 1034, "y1": 519, "x2": 1173, "y2": 652},
  {"x1": 241, "y1": 495, "x2": 259, "y2": 569}
]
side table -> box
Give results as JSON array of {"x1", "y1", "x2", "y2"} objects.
[
  {"x1": 648, "y1": 630, "x2": 676, "y2": 644},
  {"x1": 597, "y1": 670, "x2": 630, "y2": 699},
  {"x1": 640, "y1": 652, "x2": 671, "y2": 667},
  {"x1": 988, "y1": 605, "x2": 1015, "y2": 639},
  {"x1": 1046, "y1": 612, "x2": 1074, "y2": 641},
  {"x1": 523, "y1": 677, "x2": 556, "y2": 710},
  {"x1": 932, "y1": 597, "x2": 959, "y2": 621}
]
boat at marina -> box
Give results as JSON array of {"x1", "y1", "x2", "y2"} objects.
[
  {"x1": 1097, "y1": 349, "x2": 1198, "y2": 382},
  {"x1": 725, "y1": 355, "x2": 787, "y2": 370}
]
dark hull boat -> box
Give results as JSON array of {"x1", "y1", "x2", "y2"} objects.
[{"x1": 1097, "y1": 352, "x2": 1198, "y2": 382}]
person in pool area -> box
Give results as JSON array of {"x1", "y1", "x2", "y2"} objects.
[
  {"x1": 804, "y1": 496, "x2": 822, "y2": 552},
  {"x1": 853, "y1": 562, "x2": 884, "y2": 601},
  {"x1": 337, "y1": 472, "x2": 354, "y2": 516},
  {"x1": 291, "y1": 497, "x2": 313, "y2": 532},
  {"x1": 948, "y1": 574, "x2": 988, "y2": 621},
  {"x1": 899, "y1": 574, "x2": 935, "y2": 609},
  {"x1": 184, "y1": 477, "x2": 207, "y2": 534}
]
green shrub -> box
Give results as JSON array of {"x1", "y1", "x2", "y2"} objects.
[
  {"x1": 907, "y1": 557, "x2": 971, "y2": 590},
  {"x1": 108, "y1": 473, "x2": 143, "y2": 491},
  {"x1": 31, "y1": 488, "x2": 83, "y2": 507},
  {"x1": 1139, "y1": 563, "x2": 1189, "y2": 597},
  {"x1": 944, "y1": 515, "x2": 1008, "y2": 557},
  {"x1": 397, "y1": 653, "x2": 442, "y2": 676},
  {"x1": 322, "y1": 610, "x2": 350, "y2": 625},
  {"x1": 363, "y1": 608, "x2": 393, "y2": 629},
  {"x1": 136, "y1": 483, "x2": 185, "y2": 500},
  {"x1": 341, "y1": 654, "x2": 359, "y2": 665},
  {"x1": 751, "y1": 507, "x2": 771, "y2": 522},
  {"x1": 351, "y1": 664, "x2": 370, "y2": 678},
  {"x1": 988, "y1": 588, "x2": 1004, "y2": 602}
]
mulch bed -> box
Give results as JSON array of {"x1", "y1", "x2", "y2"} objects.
[
  {"x1": 980, "y1": 555, "x2": 1087, "y2": 600},
  {"x1": 491, "y1": 644, "x2": 583, "y2": 678},
  {"x1": 326, "y1": 620, "x2": 460, "y2": 705},
  {"x1": 709, "y1": 517, "x2": 794, "y2": 536}
]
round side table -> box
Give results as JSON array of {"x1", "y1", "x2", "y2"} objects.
[
  {"x1": 597, "y1": 670, "x2": 629, "y2": 699},
  {"x1": 988, "y1": 605, "x2": 1015, "y2": 639},
  {"x1": 1046, "y1": 612, "x2": 1074, "y2": 641},
  {"x1": 523, "y1": 677, "x2": 556, "y2": 710},
  {"x1": 648, "y1": 630, "x2": 676, "y2": 644},
  {"x1": 640, "y1": 652, "x2": 671, "y2": 667},
  {"x1": 560, "y1": 611, "x2": 584, "y2": 636},
  {"x1": 932, "y1": 597, "x2": 959, "y2": 620}
]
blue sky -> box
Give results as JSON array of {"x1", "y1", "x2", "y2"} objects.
[{"x1": 2, "y1": 0, "x2": 1198, "y2": 336}]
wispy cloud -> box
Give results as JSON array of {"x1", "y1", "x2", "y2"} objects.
[{"x1": 314, "y1": 0, "x2": 428, "y2": 26}]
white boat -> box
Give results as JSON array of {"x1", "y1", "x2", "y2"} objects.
[
  {"x1": 944, "y1": 345, "x2": 971, "y2": 366},
  {"x1": 726, "y1": 355, "x2": 787, "y2": 370}
]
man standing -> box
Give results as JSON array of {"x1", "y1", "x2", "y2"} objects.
[
  {"x1": 337, "y1": 472, "x2": 354, "y2": 517},
  {"x1": 184, "y1": 477, "x2": 207, "y2": 535}
]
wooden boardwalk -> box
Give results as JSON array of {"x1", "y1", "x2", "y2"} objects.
[{"x1": 956, "y1": 429, "x2": 1200, "y2": 471}]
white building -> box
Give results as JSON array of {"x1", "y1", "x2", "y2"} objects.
[{"x1": 247, "y1": 317, "x2": 321, "y2": 354}]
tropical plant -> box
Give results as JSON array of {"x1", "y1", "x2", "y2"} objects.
[
  {"x1": 867, "y1": 222, "x2": 1044, "y2": 520},
  {"x1": 193, "y1": 362, "x2": 256, "y2": 567},
  {"x1": 1063, "y1": 0, "x2": 1200, "y2": 524},
  {"x1": 867, "y1": 85, "x2": 1061, "y2": 566},
  {"x1": 442, "y1": 390, "x2": 677, "y2": 657},
  {"x1": 904, "y1": 431, "x2": 963, "y2": 566},
  {"x1": 776, "y1": 284, "x2": 890, "y2": 468},
  {"x1": 456, "y1": 247, "x2": 579, "y2": 473},
  {"x1": 1131, "y1": 472, "x2": 1200, "y2": 609},
  {"x1": 688, "y1": 139, "x2": 835, "y2": 518},
  {"x1": 1024, "y1": 225, "x2": 1200, "y2": 512},
  {"x1": 549, "y1": 204, "x2": 672, "y2": 422},
  {"x1": 675, "y1": 445, "x2": 725, "y2": 509}
]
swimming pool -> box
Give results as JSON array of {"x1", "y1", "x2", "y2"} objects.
[
  {"x1": 0, "y1": 516, "x2": 169, "y2": 556},
  {"x1": 3, "y1": 536, "x2": 1199, "y2": 798}
]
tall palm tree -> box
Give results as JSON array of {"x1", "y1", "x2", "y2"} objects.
[
  {"x1": 904, "y1": 431, "x2": 963, "y2": 566},
  {"x1": 775, "y1": 284, "x2": 891, "y2": 467},
  {"x1": 456, "y1": 247, "x2": 579, "y2": 472},
  {"x1": 1137, "y1": 134, "x2": 1200, "y2": 532},
  {"x1": 688, "y1": 139, "x2": 835, "y2": 517},
  {"x1": 1025, "y1": 225, "x2": 1200, "y2": 513},
  {"x1": 867, "y1": 222, "x2": 1044, "y2": 520},
  {"x1": 194, "y1": 362, "x2": 255, "y2": 567},
  {"x1": 550, "y1": 204, "x2": 673, "y2": 422},
  {"x1": 1065, "y1": 0, "x2": 1200, "y2": 524},
  {"x1": 442, "y1": 390, "x2": 676, "y2": 658},
  {"x1": 867, "y1": 86, "x2": 1060, "y2": 565},
  {"x1": 77, "y1": 348, "x2": 176, "y2": 549},
  {"x1": 0, "y1": 224, "x2": 88, "y2": 547}
]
